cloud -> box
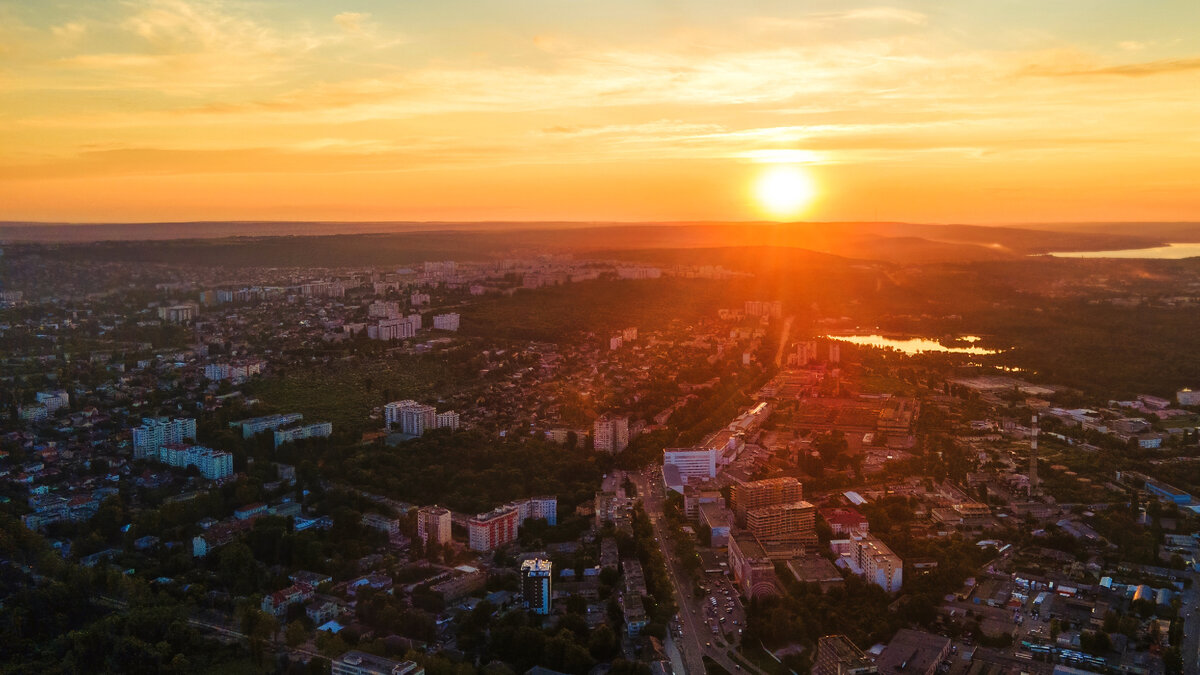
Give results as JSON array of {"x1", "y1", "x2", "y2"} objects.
[
  {"x1": 20, "y1": 0, "x2": 345, "y2": 94},
  {"x1": 50, "y1": 22, "x2": 87, "y2": 42},
  {"x1": 535, "y1": 120, "x2": 725, "y2": 139},
  {"x1": 748, "y1": 7, "x2": 926, "y2": 34},
  {"x1": 838, "y1": 8, "x2": 927, "y2": 25},
  {"x1": 333, "y1": 12, "x2": 371, "y2": 33},
  {"x1": 1026, "y1": 56, "x2": 1200, "y2": 77}
]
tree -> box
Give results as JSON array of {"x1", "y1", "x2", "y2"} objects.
[
  {"x1": 588, "y1": 624, "x2": 619, "y2": 661},
  {"x1": 239, "y1": 607, "x2": 277, "y2": 666},
  {"x1": 1163, "y1": 646, "x2": 1184, "y2": 675},
  {"x1": 816, "y1": 431, "x2": 848, "y2": 466},
  {"x1": 1080, "y1": 630, "x2": 1111, "y2": 656},
  {"x1": 287, "y1": 621, "x2": 308, "y2": 647},
  {"x1": 316, "y1": 631, "x2": 349, "y2": 657}
]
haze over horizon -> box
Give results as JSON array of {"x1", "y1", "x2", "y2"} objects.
[{"x1": 2, "y1": 1, "x2": 1199, "y2": 225}]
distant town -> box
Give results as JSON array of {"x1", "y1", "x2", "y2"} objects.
[{"x1": 4, "y1": 237, "x2": 1200, "y2": 675}]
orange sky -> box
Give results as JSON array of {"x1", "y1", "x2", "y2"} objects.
[{"x1": 1, "y1": 1, "x2": 1199, "y2": 224}]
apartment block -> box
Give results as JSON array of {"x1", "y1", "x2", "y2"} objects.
[
  {"x1": 731, "y1": 477, "x2": 803, "y2": 519},
  {"x1": 593, "y1": 414, "x2": 630, "y2": 453},
  {"x1": 157, "y1": 444, "x2": 234, "y2": 480},
  {"x1": 417, "y1": 505, "x2": 452, "y2": 546},
  {"x1": 435, "y1": 410, "x2": 460, "y2": 431},
  {"x1": 273, "y1": 422, "x2": 333, "y2": 448},
  {"x1": 746, "y1": 501, "x2": 817, "y2": 547},
  {"x1": 361, "y1": 513, "x2": 401, "y2": 538},
  {"x1": 157, "y1": 304, "x2": 197, "y2": 323},
  {"x1": 815, "y1": 635, "x2": 877, "y2": 675},
  {"x1": 833, "y1": 535, "x2": 903, "y2": 593},
  {"x1": 857, "y1": 535, "x2": 903, "y2": 592},
  {"x1": 368, "y1": 317, "x2": 416, "y2": 341},
  {"x1": 526, "y1": 495, "x2": 557, "y2": 525},
  {"x1": 521, "y1": 558, "x2": 553, "y2": 615},
  {"x1": 468, "y1": 505, "x2": 520, "y2": 551},
  {"x1": 232, "y1": 413, "x2": 304, "y2": 439},
  {"x1": 385, "y1": 400, "x2": 437, "y2": 435},
  {"x1": 36, "y1": 390, "x2": 69, "y2": 413},
  {"x1": 132, "y1": 417, "x2": 197, "y2": 459}
]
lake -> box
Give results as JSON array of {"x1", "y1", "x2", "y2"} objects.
[
  {"x1": 1045, "y1": 243, "x2": 1200, "y2": 259},
  {"x1": 825, "y1": 334, "x2": 999, "y2": 356}
]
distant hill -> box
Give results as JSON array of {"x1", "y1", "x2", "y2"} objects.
[
  {"x1": 0, "y1": 220, "x2": 1171, "y2": 266},
  {"x1": 1015, "y1": 221, "x2": 1200, "y2": 242}
]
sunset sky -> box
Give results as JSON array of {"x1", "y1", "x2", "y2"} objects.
[{"x1": 1, "y1": 0, "x2": 1198, "y2": 224}]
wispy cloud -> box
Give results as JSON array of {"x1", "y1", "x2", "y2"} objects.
[
  {"x1": 1025, "y1": 56, "x2": 1200, "y2": 77},
  {"x1": 839, "y1": 7, "x2": 927, "y2": 25},
  {"x1": 2, "y1": 0, "x2": 1200, "y2": 222},
  {"x1": 333, "y1": 12, "x2": 371, "y2": 33}
]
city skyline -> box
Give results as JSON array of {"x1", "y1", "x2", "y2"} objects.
[{"x1": 2, "y1": 1, "x2": 1199, "y2": 224}]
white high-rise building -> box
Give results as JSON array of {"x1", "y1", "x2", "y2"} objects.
[
  {"x1": 593, "y1": 415, "x2": 630, "y2": 453},
  {"x1": 417, "y1": 506, "x2": 452, "y2": 546},
  {"x1": 384, "y1": 401, "x2": 408, "y2": 429},
  {"x1": 527, "y1": 496, "x2": 557, "y2": 525},
  {"x1": 385, "y1": 400, "x2": 437, "y2": 435},
  {"x1": 368, "y1": 317, "x2": 417, "y2": 341},
  {"x1": 663, "y1": 447, "x2": 718, "y2": 484},
  {"x1": 132, "y1": 417, "x2": 197, "y2": 459},
  {"x1": 858, "y1": 535, "x2": 902, "y2": 592},
  {"x1": 204, "y1": 363, "x2": 231, "y2": 381},
  {"x1": 435, "y1": 410, "x2": 460, "y2": 431},
  {"x1": 157, "y1": 304, "x2": 197, "y2": 323},
  {"x1": 36, "y1": 390, "x2": 70, "y2": 413},
  {"x1": 157, "y1": 444, "x2": 234, "y2": 480},
  {"x1": 833, "y1": 535, "x2": 903, "y2": 593}
]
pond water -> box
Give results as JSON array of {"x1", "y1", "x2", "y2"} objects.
[
  {"x1": 1044, "y1": 243, "x2": 1200, "y2": 259},
  {"x1": 826, "y1": 334, "x2": 999, "y2": 356}
]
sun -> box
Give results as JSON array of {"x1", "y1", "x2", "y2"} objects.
[{"x1": 755, "y1": 165, "x2": 817, "y2": 219}]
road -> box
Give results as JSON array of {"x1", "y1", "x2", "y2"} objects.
[
  {"x1": 633, "y1": 469, "x2": 766, "y2": 675},
  {"x1": 1183, "y1": 572, "x2": 1200, "y2": 675}
]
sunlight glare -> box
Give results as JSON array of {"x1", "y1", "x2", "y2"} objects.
[{"x1": 755, "y1": 165, "x2": 816, "y2": 219}]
